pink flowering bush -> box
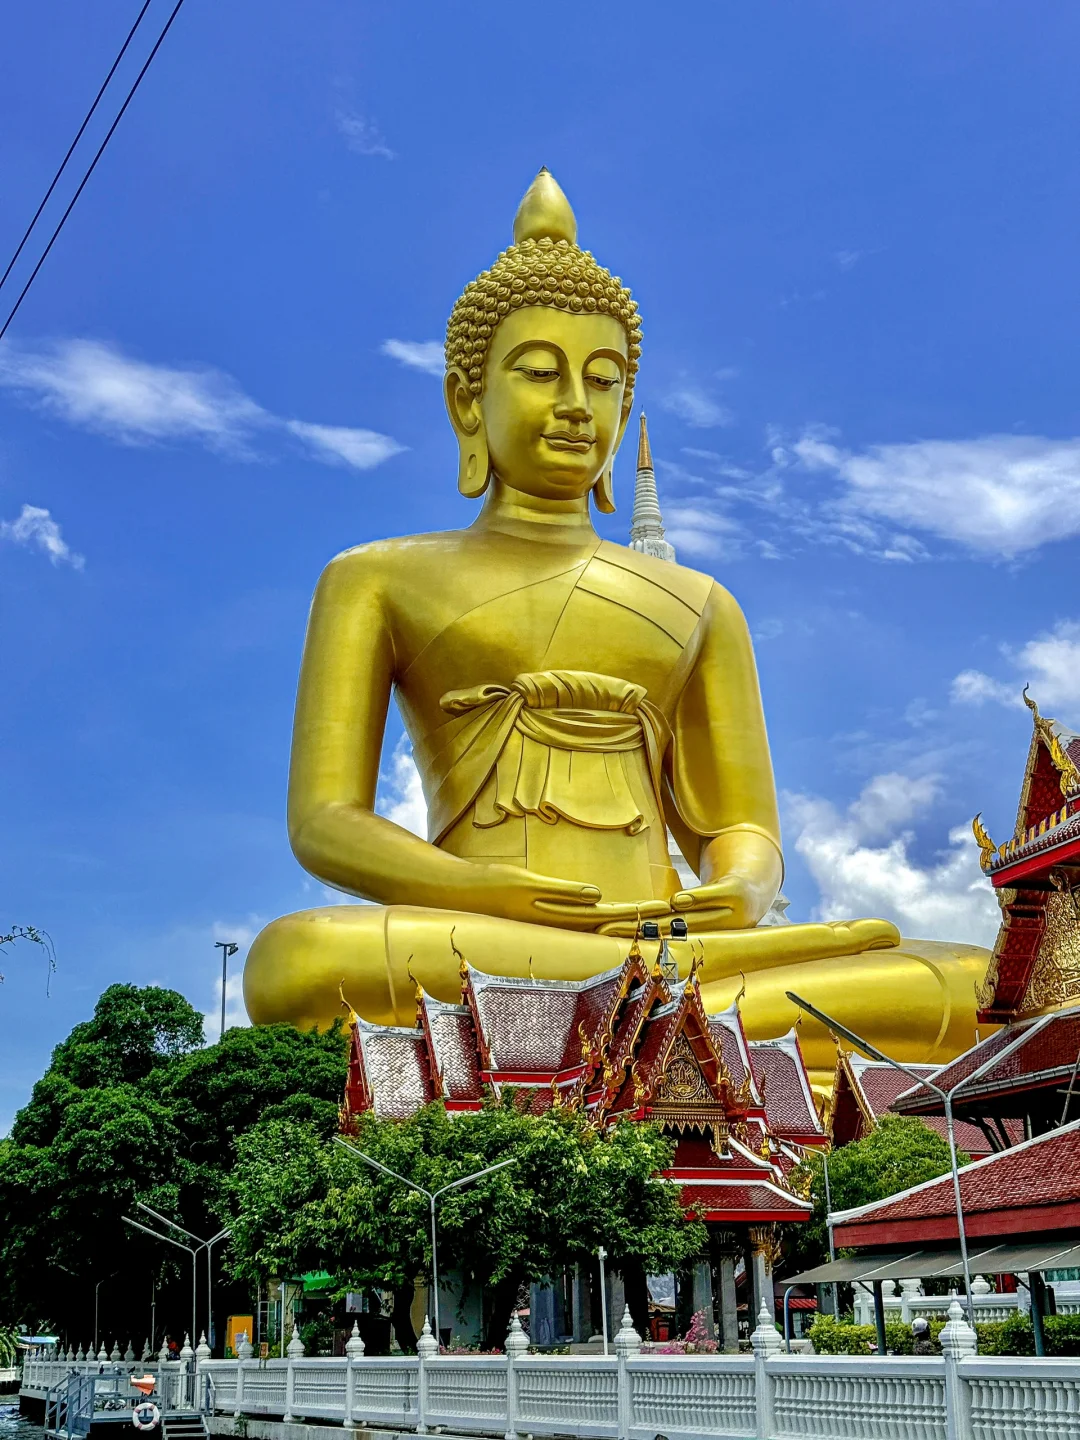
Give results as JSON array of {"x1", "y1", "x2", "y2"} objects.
[{"x1": 653, "y1": 1309, "x2": 718, "y2": 1354}]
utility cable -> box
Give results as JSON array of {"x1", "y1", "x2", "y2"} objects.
[
  {"x1": 0, "y1": 0, "x2": 156, "y2": 298},
  {"x1": 0, "y1": 0, "x2": 190, "y2": 343}
]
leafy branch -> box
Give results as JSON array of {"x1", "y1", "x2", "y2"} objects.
[{"x1": 0, "y1": 925, "x2": 56, "y2": 992}]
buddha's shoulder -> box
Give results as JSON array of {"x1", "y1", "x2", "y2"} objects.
[
  {"x1": 318, "y1": 529, "x2": 474, "y2": 585},
  {"x1": 593, "y1": 540, "x2": 718, "y2": 617}
]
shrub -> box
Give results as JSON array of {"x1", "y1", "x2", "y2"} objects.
[{"x1": 811, "y1": 1309, "x2": 1080, "y2": 1358}]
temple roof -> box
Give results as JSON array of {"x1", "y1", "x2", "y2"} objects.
[
  {"x1": 340, "y1": 947, "x2": 820, "y2": 1226},
  {"x1": 892, "y1": 1006, "x2": 1080, "y2": 1115},
  {"x1": 748, "y1": 1030, "x2": 824, "y2": 1139},
  {"x1": 832, "y1": 1120, "x2": 1080, "y2": 1247},
  {"x1": 830, "y1": 1051, "x2": 1020, "y2": 1157},
  {"x1": 978, "y1": 694, "x2": 1080, "y2": 881}
]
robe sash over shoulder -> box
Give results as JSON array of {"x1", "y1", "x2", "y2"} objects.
[{"x1": 422, "y1": 670, "x2": 671, "y2": 844}]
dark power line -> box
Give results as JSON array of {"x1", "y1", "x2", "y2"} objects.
[
  {"x1": 0, "y1": 0, "x2": 156, "y2": 298},
  {"x1": 0, "y1": 0, "x2": 191, "y2": 343}
]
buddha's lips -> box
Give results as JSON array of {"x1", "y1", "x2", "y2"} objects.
[{"x1": 544, "y1": 432, "x2": 594, "y2": 452}]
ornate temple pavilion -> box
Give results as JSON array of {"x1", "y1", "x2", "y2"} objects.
[
  {"x1": 339, "y1": 940, "x2": 821, "y2": 1348},
  {"x1": 974, "y1": 690, "x2": 1080, "y2": 1023}
]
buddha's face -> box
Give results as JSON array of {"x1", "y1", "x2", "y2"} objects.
[{"x1": 447, "y1": 306, "x2": 629, "y2": 501}]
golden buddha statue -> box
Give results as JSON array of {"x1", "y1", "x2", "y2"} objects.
[{"x1": 244, "y1": 170, "x2": 990, "y2": 1087}]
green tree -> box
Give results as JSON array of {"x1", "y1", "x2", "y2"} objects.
[
  {"x1": 784, "y1": 1116, "x2": 967, "y2": 1275},
  {"x1": 229, "y1": 1097, "x2": 706, "y2": 1351},
  {"x1": 0, "y1": 985, "x2": 348, "y2": 1340}
]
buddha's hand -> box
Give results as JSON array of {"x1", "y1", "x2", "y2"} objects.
[
  {"x1": 593, "y1": 874, "x2": 764, "y2": 938},
  {"x1": 456, "y1": 862, "x2": 643, "y2": 929}
]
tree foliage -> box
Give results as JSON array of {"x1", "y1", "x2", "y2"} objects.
[
  {"x1": 784, "y1": 1116, "x2": 967, "y2": 1274},
  {"x1": 229, "y1": 1097, "x2": 706, "y2": 1349},
  {"x1": 0, "y1": 984, "x2": 347, "y2": 1333}
]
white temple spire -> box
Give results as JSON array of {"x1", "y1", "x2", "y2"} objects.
[{"x1": 628, "y1": 412, "x2": 675, "y2": 562}]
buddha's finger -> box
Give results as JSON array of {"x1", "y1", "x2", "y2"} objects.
[{"x1": 533, "y1": 897, "x2": 668, "y2": 922}]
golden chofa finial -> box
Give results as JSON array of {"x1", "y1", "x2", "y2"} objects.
[
  {"x1": 972, "y1": 814, "x2": 997, "y2": 872},
  {"x1": 637, "y1": 412, "x2": 653, "y2": 471},
  {"x1": 338, "y1": 979, "x2": 360, "y2": 1027},
  {"x1": 1023, "y1": 684, "x2": 1041, "y2": 720},
  {"x1": 513, "y1": 168, "x2": 577, "y2": 246}
]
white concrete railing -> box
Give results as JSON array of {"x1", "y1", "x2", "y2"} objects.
[
  {"x1": 185, "y1": 1305, "x2": 1080, "y2": 1440},
  {"x1": 21, "y1": 1350, "x2": 193, "y2": 1410},
  {"x1": 853, "y1": 1280, "x2": 1080, "y2": 1328}
]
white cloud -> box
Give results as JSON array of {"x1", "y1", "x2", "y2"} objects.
[
  {"x1": 793, "y1": 431, "x2": 1080, "y2": 558},
  {"x1": 951, "y1": 619, "x2": 1080, "y2": 713},
  {"x1": 661, "y1": 383, "x2": 734, "y2": 429},
  {"x1": 834, "y1": 249, "x2": 863, "y2": 270},
  {"x1": 0, "y1": 338, "x2": 403, "y2": 473},
  {"x1": 784, "y1": 773, "x2": 1000, "y2": 947},
  {"x1": 376, "y1": 737, "x2": 427, "y2": 837},
  {"x1": 285, "y1": 420, "x2": 405, "y2": 470},
  {"x1": 664, "y1": 502, "x2": 742, "y2": 559},
  {"x1": 381, "y1": 339, "x2": 444, "y2": 376},
  {"x1": 1, "y1": 504, "x2": 83, "y2": 568},
  {"x1": 0, "y1": 338, "x2": 265, "y2": 451},
  {"x1": 336, "y1": 110, "x2": 395, "y2": 160}
]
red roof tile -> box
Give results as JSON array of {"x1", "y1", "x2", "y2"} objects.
[
  {"x1": 833, "y1": 1121, "x2": 1080, "y2": 1241},
  {"x1": 749, "y1": 1035, "x2": 823, "y2": 1137},
  {"x1": 424, "y1": 1004, "x2": 484, "y2": 1102},
  {"x1": 895, "y1": 1009, "x2": 1080, "y2": 1110},
  {"x1": 680, "y1": 1181, "x2": 812, "y2": 1220},
  {"x1": 358, "y1": 1028, "x2": 435, "y2": 1119}
]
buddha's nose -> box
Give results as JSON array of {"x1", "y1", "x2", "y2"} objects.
[{"x1": 554, "y1": 376, "x2": 592, "y2": 422}]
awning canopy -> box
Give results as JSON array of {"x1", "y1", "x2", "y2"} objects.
[{"x1": 785, "y1": 1239, "x2": 1080, "y2": 1287}]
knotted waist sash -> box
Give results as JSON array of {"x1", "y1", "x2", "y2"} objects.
[{"x1": 423, "y1": 670, "x2": 672, "y2": 845}]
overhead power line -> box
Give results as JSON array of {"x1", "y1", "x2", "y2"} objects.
[
  {"x1": 0, "y1": 0, "x2": 156, "y2": 299},
  {"x1": 0, "y1": 0, "x2": 190, "y2": 343}
]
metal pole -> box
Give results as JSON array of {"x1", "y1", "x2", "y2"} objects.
[
  {"x1": 334, "y1": 1140, "x2": 514, "y2": 1346},
  {"x1": 215, "y1": 941, "x2": 238, "y2": 1042},
  {"x1": 785, "y1": 992, "x2": 1054, "y2": 1330},
  {"x1": 943, "y1": 1095, "x2": 975, "y2": 1322},
  {"x1": 430, "y1": 1194, "x2": 440, "y2": 1347},
  {"x1": 94, "y1": 1280, "x2": 101, "y2": 1353},
  {"x1": 822, "y1": 1151, "x2": 838, "y2": 1319},
  {"x1": 597, "y1": 1246, "x2": 609, "y2": 1355}
]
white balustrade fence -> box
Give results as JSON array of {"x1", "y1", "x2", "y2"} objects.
[
  {"x1": 22, "y1": 1307, "x2": 1080, "y2": 1440},
  {"x1": 853, "y1": 1279, "x2": 1080, "y2": 1327}
]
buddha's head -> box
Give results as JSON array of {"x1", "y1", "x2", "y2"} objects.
[{"x1": 445, "y1": 170, "x2": 642, "y2": 512}]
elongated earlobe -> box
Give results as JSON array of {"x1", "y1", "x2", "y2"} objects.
[
  {"x1": 457, "y1": 429, "x2": 491, "y2": 498},
  {"x1": 593, "y1": 466, "x2": 616, "y2": 513}
]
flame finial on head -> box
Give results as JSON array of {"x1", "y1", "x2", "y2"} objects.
[{"x1": 513, "y1": 168, "x2": 578, "y2": 246}]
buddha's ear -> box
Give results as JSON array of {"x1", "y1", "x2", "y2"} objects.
[
  {"x1": 592, "y1": 402, "x2": 633, "y2": 515},
  {"x1": 444, "y1": 366, "x2": 490, "y2": 499}
]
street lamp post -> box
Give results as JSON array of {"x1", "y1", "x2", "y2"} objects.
[
  {"x1": 215, "y1": 941, "x2": 239, "y2": 1042},
  {"x1": 596, "y1": 1246, "x2": 609, "y2": 1356},
  {"x1": 335, "y1": 1137, "x2": 515, "y2": 1347},
  {"x1": 122, "y1": 1216, "x2": 198, "y2": 1346},
  {"x1": 94, "y1": 1271, "x2": 119, "y2": 1353},
  {"x1": 786, "y1": 991, "x2": 1059, "y2": 1333},
  {"x1": 122, "y1": 1203, "x2": 231, "y2": 1351}
]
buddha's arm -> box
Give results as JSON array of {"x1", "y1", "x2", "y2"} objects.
[
  {"x1": 287, "y1": 550, "x2": 602, "y2": 921},
  {"x1": 666, "y1": 582, "x2": 783, "y2": 928}
]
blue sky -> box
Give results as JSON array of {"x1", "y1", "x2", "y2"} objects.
[{"x1": 3, "y1": 1, "x2": 1080, "y2": 1132}]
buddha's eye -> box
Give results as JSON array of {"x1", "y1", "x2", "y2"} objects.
[
  {"x1": 514, "y1": 365, "x2": 560, "y2": 382},
  {"x1": 586, "y1": 372, "x2": 620, "y2": 391}
]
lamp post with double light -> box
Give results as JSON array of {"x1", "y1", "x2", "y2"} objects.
[{"x1": 335, "y1": 1137, "x2": 515, "y2": 1347}]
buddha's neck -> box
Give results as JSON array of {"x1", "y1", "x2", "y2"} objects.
[{"x1": 472, "y1": 477, "x2": 598, "y2": 546}]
